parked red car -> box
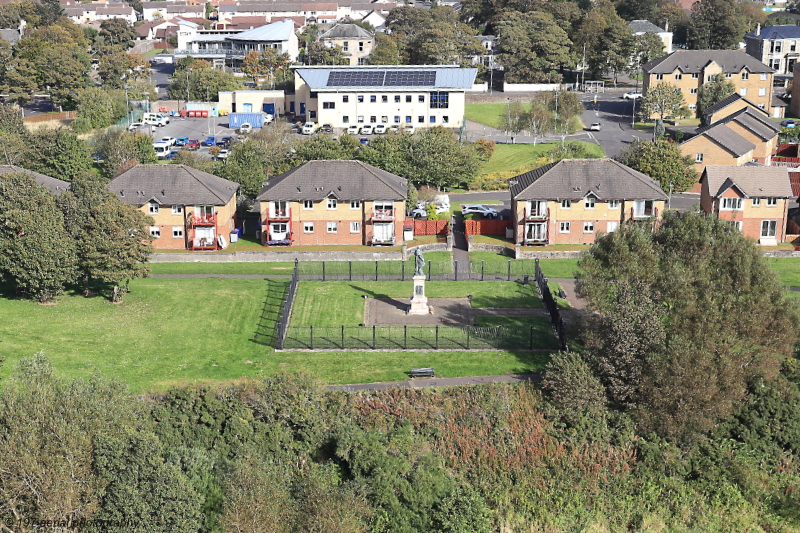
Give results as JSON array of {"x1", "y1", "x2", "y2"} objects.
[{"x1": 186, "y1": 139, "x2": 200, "y2": 150}]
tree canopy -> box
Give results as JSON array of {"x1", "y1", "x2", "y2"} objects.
[
  {"x1": 616, "y1": 138, "x2": 698, "y2": 192},
  {"x1": 697, "y1": 74, "x2": 737, "y2": 119}
]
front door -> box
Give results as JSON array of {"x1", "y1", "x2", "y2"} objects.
[
  {"x1": 270, "y1": 223, "x2": 288, "y2": 240},
  {"x1": 243, "y1": 103, "x2": 253, "y2": 112},
  {"x1": 263, "y1": 103, "x2": 275, "y2": 114},
  {"x1": 525, "y1": 222, "x2": 547, "y2": 242},
  {"x1": 374, "y1": 222, "x2": 393, "y2": 243},
  {"x1": 300, "y1": 103, "x2": 306, "y2": 116}
]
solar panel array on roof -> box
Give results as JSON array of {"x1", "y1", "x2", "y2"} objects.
[{"x1": 326, "y1": 70, "x2": 438, "y2": 87}]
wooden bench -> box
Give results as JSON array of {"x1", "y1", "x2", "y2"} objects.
[{"x1": 411, "y1": 367, "x2": 435, "y2": 378}]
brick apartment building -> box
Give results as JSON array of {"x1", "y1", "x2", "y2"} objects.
[
  {"x1": 108, "y1": 165, "x2": 239, "y2": 250},
  {"x1": 642, "y1": 49, "x2": 776, "y2": 117},
  {"x1": 509, "y1": 159, "x2": 668, "y2": 246},
  {"x1": 257, "y1": 160, "x2": 407, "y2": 246},
  {"x1": 700, "y1": 165, "x2": 793, "y2": 244}
]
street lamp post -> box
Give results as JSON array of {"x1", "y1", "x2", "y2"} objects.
[{"x1": 506, "y1": 97, "x2": 510, "y2": 142}]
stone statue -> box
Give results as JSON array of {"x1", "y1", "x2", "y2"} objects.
[
  {"x1": 414, "y1": 247, "x2": 425, "y2": 276},
  {"x1": 654, "y1": 119, "x2": 665, "y2": 139}
]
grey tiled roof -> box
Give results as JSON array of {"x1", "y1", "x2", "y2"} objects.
[
  {"x1": 0, "y1": 28, "x2": 20, "y2": 44},
  {"x1": 746, "y1": 24, "x2": 800, "y2": 40},
  {"x1": 0, "y1": 165, "x2": 70, "y2": 194},
  {"x1": 703, "y1": 125, "x2": 757, "y2": 156},
  {"x1": 508, "y1": 159, "x2": 667, "y2": 201},
  {"x1": 628, "y1": 19, "x2": 666, "y2": 34},
  {"x1": 108, "y1": 165, "x2": 239, "y2": 206},
  {"x1": 643, "y1": 49, "x2": 774, "y2": 74},
  {"x1": 256, "y1": 160, "x2": 407, "y2": 201},
  {"x1": 704, "y1": 166, "x2": 792, "y2": 198},
  {"x1": 696, "y1": 107, "x2": 780, "y2": 141},
  {"x1": 701, "y1": 93, "x2": 768, "y2": 118},
  {"x1": 319, "y1": 23, "x2": 373, "y2": 40}
]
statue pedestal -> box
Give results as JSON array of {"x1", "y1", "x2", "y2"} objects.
[{"x1": 408, "y1": 275, "x2": 429, "y2": 315}]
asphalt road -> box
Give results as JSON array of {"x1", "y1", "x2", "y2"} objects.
[{"x1": 149, "y1": 57, "x2": 175, "y2": 100}]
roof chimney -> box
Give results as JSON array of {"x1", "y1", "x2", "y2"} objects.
[
  {"x1": 756, "y1": 23, "x2": 761, "y2": 36},
  {"x1": 664, "y1": 18, "x2": 668, "y2": 32}
]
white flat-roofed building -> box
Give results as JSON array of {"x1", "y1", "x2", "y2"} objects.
[
  {"x1": 287, "y1": 65, "x2": 477, "y2": 129},
  {"x1": 175, "y1": 18, "x2": 299, "y2": 61}
]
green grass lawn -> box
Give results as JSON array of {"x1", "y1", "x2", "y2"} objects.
[
  {"x1": 290, "y1": 281, "x2": 542, "y2": 327},
  {"x1": 472, "y1": 315, "x2": 559, "y2": 350},
  {"x1": 466, "y1": 103, "x2": 531, "y2": 128},
  {"x1": 479, "y1": 142, "x2": 604, "y2": 177},
  {"x1": 0, "y1": 278, "x2": 551, "y2": 393},
  {"x1": 765, "y1": 257, "x2": 800, "y2": 287}
]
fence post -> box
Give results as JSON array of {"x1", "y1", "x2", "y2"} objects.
[
  {"x1": 342, "y1": 325, "x2": 345, "y2": 350},
  {"x1": 295, "y1": 258, "x2": 299, "y2": 277},
  {"x1": 404, "y1": 325, "x2": 407, "y2": 350},
  {"x1": 498, "y1": 325, "x2": 503, "y2": 347},
  {"x1": 375, "y1": 260, "x2": 378, "y2": 281},
  {"x1": 402, "y1": 260, "x2": 405, "y2": 281},
  {"x1": 454, "y1": 260, "x2": 458, "y2": 281},
  {"x1": 481, "y1": 260, "x2": 484, "y2": 282},
  {"x1": 508, "y1": 260, "x2": 511, "y2": 282},
  {"x1": 435, "y1": 325, "x2": 439, "y2": 350},
  {"x1": 530, "y1": 325, "x2": 533, "y2": 350},
  {"x1": 373, "y1": 325, "x2": 376, "y2": 350},
  {"x1": 322, "y1": 261, "x2": 325, "y2": 282},
  {"x1": 349, "y1": 261, "x2": 352, "y2": 281},
  {"x1": 310, "y1": 325, "x2": 313, "y2": 350},
  {"x1": 466, "y1": 326, "x2": 470, "y2": 349},
  {"x1": 428, "y1": 260, "x2": 431, "y2": 281}
]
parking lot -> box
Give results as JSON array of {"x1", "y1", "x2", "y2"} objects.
[{"x1": 129, "y1": 114, "x2": 240, "y2": 159}]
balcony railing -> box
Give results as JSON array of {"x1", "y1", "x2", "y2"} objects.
[
  {"x1": 268, "y1": 208, "x2": 290, "y2": 220},
  {"x1": 190, "y1": 213, "x2": 217, "y2": 226},
  {"x1": 631, "y1": 207, "x2": 658, "y2": 219},
  {"x1": 524, "y1": 206, "x2": 549, "y2": 220},
  {"x1": 173, "y1": 48, "x2": 247, "y2": 57},
  {"x1": 372, "y1": 208, "x2": 395, "y2": 221}
]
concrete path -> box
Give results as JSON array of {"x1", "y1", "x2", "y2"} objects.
[
  {"x1": 450, "y1": 215, "x2": 472, "y2": 275},
  {"x1": 331, "y1": 372, "x2": 541, "y2": 391}
]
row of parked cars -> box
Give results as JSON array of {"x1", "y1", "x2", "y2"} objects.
[
  {"x1": 152, "y1": 135, "x2": 237, "y2": 160},
  {"x1": 408, "y1": 194, "x2": 500, "y2": 219},
  {"x1": 298, "y1": 122, "x2": 415, "y2": 136}
]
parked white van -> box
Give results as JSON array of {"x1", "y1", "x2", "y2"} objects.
[
  {"x1": 152, "y1": 142, "x2": 171, "y2": 158},
  {"x1": 143, "y1": 113, "x2": 170, "y2": 127}
]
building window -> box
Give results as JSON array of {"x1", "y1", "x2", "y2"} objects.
[
  {"x1": 561, "y1": 199, "x2": 571, "y2": 209},
  {"x1": 149, "y1": 226, "x2": 160, "y2": 238},
  {"x1": 370, "y1": 95, "x2": 376, "y2": 102},
  {"x1": 382, "y1": 95, "x2": 388, "y2": 103},
  {"x1": 584, "y1": 197, "x2": 595, "y2": 209},
  {"x1": 608, "y1": 200, "x2": 619, "y2": 209},
  {"x1": 358, "y1": 95, "x2": 364, "y2": 103},
  {"x1": 358, "y1": 41, "x2": 364, "y2": 52},
  {"x1": 394, "y1": 116, "x2": 400, "y2": 123},
  {"x1": 327, "y1": 222, "x2": 338, "y2": 233},
  {"x1": 343, "y1": 95, "x2": 349, "y2": 102},
  {"x1": 442, "y1": 116, "x2": 448, "y2": 123},
  {"x1": 327, "y1": 198, "x2": 337, "y2": 209},
  {"x1": 323, "y1": 101, "x2": 335, "y2": 109},
  {"x1": 171, "y1": 205, "x2": 182, "y2": 215},
  {"x1": 793, "y1": 41, "x2": 797, "y2": 52},
  {"x1": 304, "y1": 222, "x2": 314, "y2": 233},
  {"x1": 357, "y1": 116, "x2": 364, "y2": 123},
  {"x1": 607, "y1": 221, "x2": 618, "y2": 233},
  {"x1": 381, "y1": 116, "x2": 388, "y2": 123},
  {"x1": 343, "y1": 41, "x2": 349, "y2": 52},
  {"x1": 725, "y1": 72, "x2": 732, "y2": 78},
  {"x1": 350, "y1": 221, "x2": 361, "y2": 233},
  {"x1": 656, "y1": 74, "x2": 663, "y2": 81},
  {"x1": 559, "y1": 222, "x2": 570, "y2": 233},
  {"x1": 761, "y1": 73, "x2": 769, "y2": 80},
  {"x1": 303, "y1": 200, "x2": 313, "y2": 210},
  {"x1": 691, "y1": 73, "x2": 699, "y2": 79},
  {"x1": 759, "y1": 87, "x2": 767, "y2": 96},
  {"x1": 370, "y1": 116, "x2": 376, "y2": 123},
  {"x1": 695, "y1": 153, "x2": 703, "y2": 162},
  {"x1": 310, "y1": 110, "x2": 316, "y2": 119},
  {"x1": 395, "y1": 95, "x2": 400, "y2": 102},
  {"x1": 767, "y1": 197, "x2": 778, "y2": 206},
  {"x1": 429, "y1": 92, "x2": 449, "y2": 109},
  {"x1": 583, "y1": 222, "x2": 594, "y2": 233},
  {"x1": 773, "y1": 59, "x2": 782, "y2": 70},
  {"x1": 689, "y1": 103, "x2": 697, "y2": 110},
  {"x1": 418, "y1": 116, "x2": 424, "y2": 123},
  {"x1": 690, "y1": 88, "x2": 697, "y2": 94},
  {"x1": 172, "y1": 226, "x2": 183, "y2": 238},
  {"x1": 418, "y1": 95, "x2": 424, "y2": 103},
  {"x1": 752, "y1": 198, "x2": 761, "y2": 206},
  {"x1": 406, "y1": 95, "x2": 412, "y2": 103},
  {"x1": 350, "y1": 200, "x2": 360, "y2": 209},
  {"x1": 429, "y1": 116, "x2": 436, "y2": 123},
  {"x1": 343, "y1": 116, "x2": 350, "y2": 123},
  {"x1": 741, "y1": 71, "x2": 749, "y2": 80},
  {"x1": 732, "y1": 221, "x2": 742, "y2": 231},
  {"x1": 721, "y1": 198, "x2": 743, "y2": 210},
  {"x1": 758, "y1": 103, "x2": 765, "y2": 109},
  {"x1": 740, "y1": 88, "x2": 747, "y2": 96},
  {"x1": 707, "y1": 75, "x2": 713, "y2": 82},
  {"x1": 674, "y1": 73, "x2": 682, "y2": 80},
  {"x1": 762, "y1": 219, "x2": 778, "y2": 238},
  {"x1": 149, "y1": 202, "x2": 159, "y2": 215},
  {"x1": 405, "y1": 116, "x2": 411, "y2": 123}
]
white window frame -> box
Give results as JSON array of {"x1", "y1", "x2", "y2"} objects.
[
  {"x1": 560, "y1": 199, "x2": 571, "y2": 209},
  {"x1": 759, "y1": 87, "x2": 767, "y2": 97},
  {"x1": 149, "y1": 226, "x2": 160, "y2": 238},
  {"x1": 583, "y1": 221, "x2": 594, "y2": 233},
  {"x1": 304, "y1": 222, "x2": 314, "y2": 233},
  {"x1": 761, "y1": 73, "x2": 769, "y2": 80},
  {"x1": 690, "y1": 88, "x2": 697, "y2": 94},
  {"x1": 752, "y1": 197, "x2": 761, "y2": 206},
  {"x1": 767, "y1": 197, "x2": 778, "y2": 207},
  {"x1": 725, "y1": 72, "x2": 732, "y2": 79},
  {"x1": 761, "y1": 220, "x2": 777, "y2": 238},
  {"x1": 327, "y1": 198, "x2": 337, "y2": 210},
  {"x1": 172, "y1": 226, "x2": 183, "y2": 238},
  {"x1": 584, "y1": 197, "x2": 595, "y2": 209},
  {"x1": 674, "y1": 73, "x2": 682, "y2": 80},
  {"x1": 303, "y1": 200, "x2": 313, "y2": 210},
  {"x1": 656, "y1": 74, "x2": 663, "y2": 81},
  {"x1": 695, "y1": 153, "x2": 703, "y2": 163},
  {"x1": 607, "y1": 221, "x2": 619, "y2": 233},
  {"x1": 171, "y1": 205, "x2": 182, "y2": 215},
  {"x1": 740, "y1": 88, "x2": 748, "y2": 97},
  {"x1": 327, "y1": 222, "x2": 338, "y2": 233},
  {"x1": 691, "y1": 73, "x2": 699, "y2": 79},
  {"x1": 689, "y1": 104, "x2": 697, "y2": 110},
  {"x1": 350, "y1": 221, "x2": 361, "y2": 233},
  {"x1": 608, "y1": 200, "x2": 620, "y2": 209},
  {"x1": 559, "y1": 221, "x2": 570, "y2": 233},
  {"x1": 350, "y1": 200, "x2": 361, "y2": 209},
  {"x1": 741, "y1": 72, "x2": 749, "y2": 80},
  {"x1": 733, "y1": 221, "x2": 742, "y2": 231},
  {"x1": 527, "y1": 200, "x2": 548, "y2": 217},
  {"x1": 721, "y1": 197, "x2": 743, "y2": 210},
  {"x1": 149, "y1": 202, "x2": 159, "y2": 215}
]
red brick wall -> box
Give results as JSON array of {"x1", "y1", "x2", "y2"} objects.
[{"x1": 267, "y1": 218, "x2": 405, "y2": 245}]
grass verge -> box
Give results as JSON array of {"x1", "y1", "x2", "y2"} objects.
[
  {"x1": 765, "y1": 257, "x2": 800, "y2": 287},
  {"x1": 479, "y1": 143, "x2": 604, "y2": 177},
  {"x1": 472, "y1": 315, "x2": 560, "y2": 350}
]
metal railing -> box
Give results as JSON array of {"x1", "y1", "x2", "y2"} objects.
[
  {"x1": 275, "y1": 261, "x2": 299, "y2": 349},
  {"x1": 294, "y1": 259, "x2": 547, "y2": 282},
  {"x1": 534, "y1": 258, "x2": 568, "y2": 351}
]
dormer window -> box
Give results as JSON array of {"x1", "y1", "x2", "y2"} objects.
[
  {"x1": 149, "y1": 202, "x2": 159, "y2": 215},
  {"x1": 741, "y1": 71, "x2": 749, "y2": 80}
]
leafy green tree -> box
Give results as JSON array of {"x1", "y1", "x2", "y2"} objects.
[
  {"x1": 369, "y1": 33, "x2": 403, "y2": 65},
  {"x1": 615, "y1": 0, "x2": 658, "y2": 23},
  {"x1": 640, "y1": 82, "x2": 685, "y2": 121},
  {"x1": 497, "y1": 101, "x2": 526, "y2": 140},
  {"x1": 26, "y1": 128, "x2": 93, "y2": 181},
  {"x1": 35, "y1": 44, "x2": 92, "y2": 108},
  {"x1": 388, "y1": 6, "x2": 483, "y2": 67},
  {"x1": 220, "y1": 125, "x2": 294, "y2": 197},
  {"x1": 616, "y1": 138, "x2": 698, "y2": 192},
  {"x1": 494, "y1": 10, "x2": 572, "y2": 83},
  {"x1": 589, "y1": 16, "x2": 634, "y2": 87},
  {"x1": 0, "y1": 0, "x2": 41, "y2": 29},
  {"x1": 292, "y1": 133, "x2": 359, "y2": 163},
  {"x1": 697, "y1": 73, "x2": 737, "y2": 119},
  {"x1": 576, "y1": 212, "x2": 799, "y2": 443},
  {"x1": 0, "y1": 129, "x2": 28, "y2": 165},
  {"x1": 688, "y1": 0, "x2": 745, "y2": 50},
  {"x1": 523, "y1": 96, "x2": 552, "y2": 146},
  {"x1": 222, "y1": 454, "x2": 295, "y2": 533},
  {"x1": 98, "y1": 52, "x2": 149, "y2": 89},
  {"x1": 0, "y1": 102, "x2": 26, "y2": 135},
  {"x1": 76, "y1": 87, "x2": 114, "y2": 129},
  {"x1": 168, "y1": 66, "x2": 242, "y2": 101},
  {"x1": 542, "y1": 350, "x2": 608, "y2": 419},
  {"x1": 92, "y1": 129, "x2": 157, "y2": 179},
  {"x1": 303, "y1": 41, "x2": 349, "y2": 65},
  {"x1": 0, "y1": 171, "x2": 76, "y2": 302},
  {"x1": 36, "y1": 0, "x2": 63, "y2": 25},
  {"x1": 629, "y1": 32, "x2": 665, "y2": 72},
  {"x1": 98, "y1": 18, "x2": 136, "y2": 51},
  {"x1": 0, "y1": 41, "x2": 37, "y2": 105}
]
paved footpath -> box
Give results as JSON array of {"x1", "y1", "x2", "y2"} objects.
[{"x1": 331, "y1": 373, "x2": 540, "y2": 391}]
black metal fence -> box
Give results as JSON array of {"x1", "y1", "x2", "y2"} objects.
[
  {"x1": 534, "y1": 258, "x2": 568, "y2": 351},
  {"x1": 282, "y1": 324, "x2": 549, "y2": 351},
  {"x1": 295, "y1": 259, "x2": 542, "y2": 282},
  {"x1": 275, "y1": 262, "x2": 299, "y2": 350}
]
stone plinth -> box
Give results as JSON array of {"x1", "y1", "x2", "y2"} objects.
[{"x1": 408, "y1": 275, "x2": 429, "y2": 315}]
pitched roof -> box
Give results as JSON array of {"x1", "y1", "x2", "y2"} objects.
[
  {"x1": 108, "y1": 165, "x2": 239, "y2": 206},
  {"x1": 319, "y1": 23, "x2": 373, "y2": 40},
  {"x1": 703, "y1": 166, "x2": 792, "y2": 198},
  {"x1": 628, "y1": 19, "x2": 666, "y2": 34},
  {"x1": 746, "y1": 24, "x2": 800, "y2": 40},
  {"x1": 225, "y1": 18, "x2": 294, "y2": 41},
  {"x1": 0, "y1": 28, "x2": 20, "y2": 44},
  {"x1": 256, "y1": 160, "x2": 407, "y2": 201},
  {"x1": 508, "y1": 159, "x2": 667, "y2": 201},
  {"x1": 695, "y1": 107, "x2": 780, "y2": 141},
  {"x1": 702, "y1": 125, "x2": 757, "y2": 156},
  {"x1": 701, "y1": 93, "x2": 769, "y2": 119},
  {"x1": 643, "y1": 49, "x2": 774, "y2": 74},
  {"x1": 294, "y1": 65, "x2": 477, "y2": 91},
  {"x1": 0, "y1": 165, "x2": 70, "y2": 195}
]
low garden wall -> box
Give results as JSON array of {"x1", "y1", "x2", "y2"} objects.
[
  {"x1": 468, "y1": 242, "x2": 514, "y2": 256},
  {"x1": 150, "y1": 250, "x2": 405, "y2": 262},
  {"x1": 516, "y1": 248, "x2": 584, "y2": 260},
  {"x1": 405, "y1": 239, "x2": 453, "y2": 259},
  {"x1": 763, "y1": 250, "x2": 800, "y2": 257}
]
